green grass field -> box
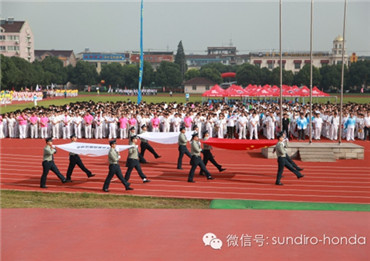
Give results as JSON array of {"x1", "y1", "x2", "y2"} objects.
[
  {"x1": 1, "y1": 93, "x2": 369, "y2": 114},
  {"x1": 1, "y1": 190, "x2": 210, "y2": 209}
]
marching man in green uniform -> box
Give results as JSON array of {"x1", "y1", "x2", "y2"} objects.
[
  {"x1": 139, "y1": 124, "x2": 161, "y2": 161},
  {"x1": 187, "y1": 133, "x2": 214, "y2": 183},
  {"x1": 65, "y1": 135, "x2": 95, "y2": 182},
  {"x1": 125, "y1": 135, "x2": 151, "y2": 183},
  {"x1": 40, "y1": 138, "x2": 67, "y2": 188},
  {"x1": 177, "y1": 126, "x2": 191, "y2": 169},
  {"x1": 275, "y1": 134, "x2": 304, "y2": 185},
  {"x1": 103, "y1": 139, "x2": 133, "y2": 192},
  {"x1": 200, "y1": 130, "x2": 226, "y2": 175}
]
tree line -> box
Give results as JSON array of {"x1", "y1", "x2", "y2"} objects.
[{"x1": 1, "y1": 54, "x2": 369, "y2": 92}]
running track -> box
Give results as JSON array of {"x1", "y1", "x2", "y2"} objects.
[{"x1": 1, "y1": 138, "x2": 369, "y2": 204}]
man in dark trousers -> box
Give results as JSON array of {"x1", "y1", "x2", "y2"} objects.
[
  {"x1": 200, "y1": 130, "x2": 226, "y2": 175},
  {"x1": 65, "y1": 135, "x2": 95, "y2": 182},
  {"x1": 188, "y1": 133, "x2": 214, "y2": 183},
  {"x1": 140, "y1": 124, "x2": 161, "y2": 161},
  {"x1": 40, "y1": 138, "x2": 67, "y2": 188},
  {"x1": 103, "y1": 139, "x2": 133, "y2": 192},
  {"x1": 275, "y1": 134, "x2": 304, "y2": 185},
  {"x1": 125, "y1": 135, "x2": 150, "y2": 183},
  {"x1": 282, "y1": 113, "x2": 290, "y2": 138},
  {"x1": 177, "y1": 126, "x2": 191, "y2": 169}
]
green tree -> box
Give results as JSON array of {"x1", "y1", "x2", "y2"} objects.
[
  {"x1": 174, "y1": 40, "x2": 187, "y2": 80},
  {"x1": 40, "y1": 56, "x2": 67, "y2": 84},
  {"x1": 269, "y1": 67, "x2": 294, "y2": 86},
  {"x1": 11, "y1": 56, "x2": 38, "y2": 88},
  {"x1": 320, "y1": 64, "x2": 344, "y2": 91},
  {"x1": 349, "y1": 60, "x2": 370, "y2": 89},
  {"x1": 123, "y1": 64, "x2": 139, "y2": 89},
  {"x1": 236, "y1": 64, "x2": 260, "y2": 86},
  {"x1": 70, "y1": 61, "x2": 98, "y2": 86},
  {"x1": 142, "y1": 61, "x2": 155, "y2": 87},
  {"x1": 259, "y1": 67, "x2": 272, "y2": 85},
  {"x1": 199, "y1": 68, "x2": 222, "y2": 83},
  {"x1": 184, "y1": 68, "x2": 200, "y2": 80},
  {"x1": 155, "y1": 61, "x2": 182, "y2": 88},
  {"x1": 293, "y1": 64, "x2": 321, "y2": 87},
  {"x1": 201, "y1": 63, "x2": 229, "y2": 73},
  {"x1": 100, "y1": 63, "x2": 125, "y2": 87},
  {"x1": 1, "y1": 55, "x2": 23, "y2": 89}
]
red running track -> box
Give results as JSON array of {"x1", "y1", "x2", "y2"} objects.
[
  {"x1": 2, "y1": 208, "x2": 369, "y2": 261},
  {"x1": 1, "y1": 138, "x2": 370, "y2": 204}
]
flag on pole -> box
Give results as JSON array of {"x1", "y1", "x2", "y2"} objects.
[{"x1": 137, "y1": 0, "x2": 144, "y2": 104}]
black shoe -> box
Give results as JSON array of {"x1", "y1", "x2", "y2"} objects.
[
  {"x1": 297, "y1": 168, "x2": 304, "y2": 171},
  {"x1": 126, "y1": 187, "x2": 134, "y2": 191},
  {"x1": 65, "y1": 179, "x2": 72, "y2": 183},
  {"x1": 199, "y1": 172, "x2": 204, "y2": 176},
  {"x1": 155, "y1": 155, "x2": 162, "y2": 159},
  {"x1": 207, "y1": 177, "x2": 215, "y2": 180},
  {"x1": 297, "y1": 175, "x2": 305, "y2": 179},
  {"x1": 143, "y1": 179, "x2": 151, "y2": 183},
  {"x1": 188, "y1": 180, "x2": 195, "y2": 183},
  {"x1": 62, "y1": 179, "x2": 67, "y2": 183},
  {"x1": 140, "y1": 161, "x2": 147, "y2": 164},
  {"x1": 103, "y1": 188, "x2": 109, "y2": 192},
  {"x1": 275, "y1": 182, "x2": 284, "y2": 186},
  {"x1": 88, "y1": 174, "x2": 96, "y2": 178},
  {"x1": 219, "y1": 168, "x2": 226, "y2": 172},
  {"x1": 40, "y1": 185, "x2": 48, "y2": 188},
  {"x1": 177, "y1": 167, "x2": 183, "y2": 170}
]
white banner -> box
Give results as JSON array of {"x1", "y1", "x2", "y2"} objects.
[
  {"x1": 137, "y1": 131, "x2": 193, "y2": 144},
  {"x1": 55, "y1": 142, "x2": 134, "y2": 157}
]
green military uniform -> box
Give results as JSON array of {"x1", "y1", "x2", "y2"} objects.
[{"x1": 40, "y1": 145, "x2": 66, "y2": 188}]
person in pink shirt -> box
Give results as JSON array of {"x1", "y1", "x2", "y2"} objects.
[
  {"x1": 184, "y1": 113, "x2": 193, "y2": 132},
  {"x1": 83, "y1": 112, "x2": 94, "y2": 139},
  {"x1": 29, "y1": 113, "x2": 39, "y2": 138},
  {"x1": 40, "y1": 113, "x2": 49, "y2": 138},
  {"x1": 62, "y1": 112, "x2": 71, "y2": 139},
  {"x1": 119, "y1": 113, "x2": 129, "y2": 139},
  {"x1": 128, "y1": 115, "x2": 137, "y2": 135},
  {"x1": 18, "y1": 113, "x2": 28, "y2": 139},
  {"x1": 151, "y1": 114, "x2": 160, "y2": 132}
]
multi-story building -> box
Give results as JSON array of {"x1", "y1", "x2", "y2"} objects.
[
  {"x1": 35, "y1": 50, "x2": 77, "y2": 67},
  {"x1": 76, "y1": 49, "x2": 129, "y2": 73},
  {"x1": 186, "y1": 46, "x2": 249, "y2": 69},
  {"x1": 131, "y1": 51, "x2": 174, "y2": 70},
  {"x1": 249, "y1": 36, "x2": 348, "y2": 73},
  {"x1": 0, "y1": 18, "x2": 34, "y2": 62}
]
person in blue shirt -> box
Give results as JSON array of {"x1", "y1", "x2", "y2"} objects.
[
  {"x1": 296, "y1": 113, "x2": 308, "y2": 141},
  {"x1": 345, "y1": 113, "x2": 357, "y2": 141}
]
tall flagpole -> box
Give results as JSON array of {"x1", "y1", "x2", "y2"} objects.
[
  {"x1": 339, "y1": 0, "x2": 347, "y2": 144},
  {"x1": 279, "y1": 0, "x2": 283, "y2": 130},
  {"x1": 309, "y1": 0, "x2": 314, "y2": 144},
  {"x1": 137, "y1": 0, "x2": 144, "y2": 104}
]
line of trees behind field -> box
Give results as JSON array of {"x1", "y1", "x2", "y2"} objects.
[{"x1": 1, "y1": 54, "x2": 369, "y2": 92}]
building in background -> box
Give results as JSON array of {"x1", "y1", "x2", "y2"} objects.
[
  {"x1": 0, "y1": 18, "x2": 34, "y2": 62},
  {"x1": 249, "y1": 36, "x2": 348, "y2": 73},
  {"x1": 131, "y1": 51, "x2": 174, "y2": 70},
  {"x1": 35, "y1": 50, "x2": 77, "y2": 67},
  {"x1": 186, "y1": 46, "x2": 249, "y2": 69},
  {"x1": 76, "y1": 49, "x2": 129, "y2": 73},
  {"x1": 183, "y1": 77, "x2": 216, "y2": 94}
]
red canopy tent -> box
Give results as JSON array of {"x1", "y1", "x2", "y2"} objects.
[
  {"x1": 225, "y1": 85, "x2": 247, "y2": 97},
  {"x1": 297, "y1": 86, "x2": 310, "y2": 97},
  {"x1": 202, "y1": 84, "x2": 226, "y2": 97},
  {"x1": 312, "y1": 86, "x2": 330, "y2": 97}
]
